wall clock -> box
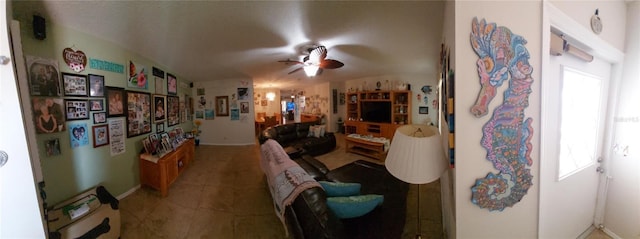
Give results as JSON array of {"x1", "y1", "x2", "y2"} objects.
[{"x1": 590, "y1": 9, "x2": 602, "y2": 35}]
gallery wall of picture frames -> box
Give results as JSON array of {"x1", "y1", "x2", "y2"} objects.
[{"x1": 26, "y1": 54, "x2": 193, "y2": 153}]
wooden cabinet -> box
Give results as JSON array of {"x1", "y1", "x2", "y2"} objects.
[
  {"x1": 344, "y1": 90, "x2": 411, "y2": 139},
  {"x1": 139, "y1": 139, "x2": 195, "y2": 197}
]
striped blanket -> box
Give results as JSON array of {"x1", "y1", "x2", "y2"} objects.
[{"x1": 259, "y1": 140, "x2": 320, "y2": 228}]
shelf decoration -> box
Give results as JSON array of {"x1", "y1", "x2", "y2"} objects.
[{"x1": 469, "y1": 17, "x2": 534, "y2": 211}]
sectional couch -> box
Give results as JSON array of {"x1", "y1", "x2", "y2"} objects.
[{"x1": 260, "y1": 139, "x2": 409, "y2": 239}]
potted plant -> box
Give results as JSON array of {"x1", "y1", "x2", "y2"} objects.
[{"x1": 192, "y1": 120, "x2": 202, "y2": 146}]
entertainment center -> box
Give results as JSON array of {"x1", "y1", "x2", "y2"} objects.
[{"x1": 344, "y1": 90, "x2": 412, "y2": 140}]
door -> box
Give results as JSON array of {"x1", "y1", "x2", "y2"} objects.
[
  {"x1": 0, "y1": 1, "x2": 46, "y2": 237},
  {"x1": 539, "y1": 43, "x2": 612, "y2": 238}
]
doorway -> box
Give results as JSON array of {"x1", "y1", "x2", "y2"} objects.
[{"x1": 540, "y1": 3, "x2": 625, "y2": 238}]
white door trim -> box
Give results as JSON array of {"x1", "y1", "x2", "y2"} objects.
[{"x1": 540, "y1": 1, "x2": 625, "y2": 235}]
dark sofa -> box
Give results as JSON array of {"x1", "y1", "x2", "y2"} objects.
[
  {"x1": 259, "y1": 122, "x2": 336, "y2": 156},
  {"x1": 285, "y1": 155, "x2": 409, "y2": 239}
]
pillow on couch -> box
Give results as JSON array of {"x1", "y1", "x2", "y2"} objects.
[
  {"x1": 308, "y1": 125, "x2": 320, "y2": 138},
  {"x1": 326, "y1": 194, "x2": 384, "y2": 219},
  {"x1": 319, "y1": 181, "x2": 361, "y2": 197},
  {"x1": 308, "y1": 125, "x2": 326, "y2": 138}
]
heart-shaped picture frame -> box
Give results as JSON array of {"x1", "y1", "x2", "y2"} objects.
[{"x1": 62, "y1": 47, "x2": 87, "y2": 73}]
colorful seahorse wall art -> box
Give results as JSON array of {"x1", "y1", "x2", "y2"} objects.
[{"x1": 469, "y1": 17, "x2": 534, "y2": 211}]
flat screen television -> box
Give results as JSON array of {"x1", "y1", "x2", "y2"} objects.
[{"x1": 360, "y1": 101, "x2": 391, "y2": 123}]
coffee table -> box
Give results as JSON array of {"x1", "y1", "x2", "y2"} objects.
[{"x1": 345, "y1": 136, "x2": 387, "y2": 161}]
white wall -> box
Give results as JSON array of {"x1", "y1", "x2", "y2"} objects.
[
  {"x1": 550, "y1": 0, "x2": 627, "y2": 52},
  {"x1": 603, "y1": 1, "x2": 640, "y2": 238},
  {"x1": 454, "y1": 1, "x2": 542, "y2": 238},
  {"x1": 192, "y1": 79, "x2": 255, "y2": 145},
  {"x1": 440, "y1": 0, "x2": 456, "y2": 238},
  {"x1": 253, "y1": 88, "x2": 281, "y2": 116}
]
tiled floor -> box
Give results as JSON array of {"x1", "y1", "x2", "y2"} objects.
[{"x1": 119, "y1": 133, "x2": 444, "y2": 238}]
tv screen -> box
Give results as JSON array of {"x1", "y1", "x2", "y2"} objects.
[
  {"x1": 286, "y1": 102, "x2": 295, "y2": 111},
  {"x1": 361, "y1": 102, "x2": 391, "y2": 123}
]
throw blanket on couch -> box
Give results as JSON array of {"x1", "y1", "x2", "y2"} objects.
[{"x1": 260, "y1": 140, "x2": 321, "y2": 228}]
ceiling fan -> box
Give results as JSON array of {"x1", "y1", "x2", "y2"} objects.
[{"x1": 278, "y1": 46, "x2": 344, "y2": 76}]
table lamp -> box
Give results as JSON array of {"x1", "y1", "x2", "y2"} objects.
[{"x1": 385, "y1": 124, "x2": 447, "y2": 239}]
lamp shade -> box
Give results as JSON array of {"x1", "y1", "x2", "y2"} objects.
[{"x1": 385, "y1": 125, "x2": 447, "y2": 184}]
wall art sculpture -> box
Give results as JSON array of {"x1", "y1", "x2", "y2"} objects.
[{"x1": 469, "y1": 17, "x2": 534, "y2": 211}]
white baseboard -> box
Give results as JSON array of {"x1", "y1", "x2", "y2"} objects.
[
  {"x1": 116, "y1": 185, "x2": 140, "y2": 200},
  {"x1": 602, "y1": 227, "x2": 623, "y2": 239}
]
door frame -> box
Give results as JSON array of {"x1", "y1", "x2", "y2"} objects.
[{"x1": 540, "y1": 2, "x2": 624, "y2": 237}]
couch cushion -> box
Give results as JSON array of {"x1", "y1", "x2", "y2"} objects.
[
  {"x1": 319, "y1": 181, "x2": 361, "y2": 197},
  {"x1": 326, "y1": 195, "x2": 384, "y2": 219},
  {"x1": 296, "y1": 123, "x2": 312, "y2": 138},
  {"x1": 301, "y1": 155, "x2": 330, "y2": 175},
  {"x1": 294, "y1": 158, "x2": 328, "y2": 181}
]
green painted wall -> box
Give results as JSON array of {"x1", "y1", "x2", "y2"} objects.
[{"x1": 15, "y1": 18, "x2": 193, "y2": 205}]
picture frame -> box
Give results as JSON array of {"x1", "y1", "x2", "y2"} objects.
[
  {"x1": 126, "y1": 90, "x2": 152, "y2": 138},
  {"x1": 240, "y1": 102, "x2": 249, "y2": 113},
  {"x1": 216, "y1": 96, "x2": 229, "y2": 116},
  {"x1": 92, "y1": 125, "x2": 110, "y2": 148},
  {"x1": 153, "y1": 95, "x2": 166, "y2": 123},
  {"x1": 167, "y1": 95, "x2": 180, "y2": 126},
  {"x1": 89, "y1": 99, "x2": 104, "y2": 111},
  {"x1": 127, "y1": 61, "x2": 148, "y2": 89},
  {"x1": 105, "y1": 87, "x2": 125, "y2": 117},
  {"x1": 62, "y1": 72, "x2": 88, "y2": 96},
  {"x1": 44, "y1": 138, "x2": 61, "y2": 156},
  {"x1": 69, "y1": 122, "x2": 89, "y2": 148},
  {"x1": 156, "y1": 122, "x2": 165, "y2": 133},
  {"x1": 93, "y1": 112, "x2": 107, "y2": 124},
  {"x1": 26, "y1": 56, "x2": 61, "y2": 96},
  {"x1": 32, "y1": 97, "x2": 66, "y2": 134},
  {"x1": 238, "y1": 88, "x2": 249, "y2": 100},
  {"x1": 88, "y1": 74, "x2": 105, "y2": 97},
  {"x1": 167, "y1": 73, "x2": 177, "y2": 95},
  {"x1": 419, "y1": 106, "x2": 429, "y2": 114},
  {"x1": 64, "y1": 99, "x2": 90, "y2": 121}
]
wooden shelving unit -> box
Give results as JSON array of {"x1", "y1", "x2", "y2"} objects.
[
  {"x1": 344, "y1": 90, "x2": 412, "y2": 139},
  {"x1": 139, "y1": 139, "x2": 195, "y2": 197}
]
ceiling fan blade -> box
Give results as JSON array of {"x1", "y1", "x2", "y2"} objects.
[
  {"x1": 320, "y1": 59, "x2": 344, "y2": 69},
  {"x1": 288, "y1": 67, "x2": 304, "y2": 75},
  {"x1": 278, "y1": 59, "x2": 304, "y2": 65}
]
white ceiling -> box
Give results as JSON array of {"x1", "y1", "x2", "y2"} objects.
[{"x1": 13, "y1": 1, "x2": 445, "y2": 90}]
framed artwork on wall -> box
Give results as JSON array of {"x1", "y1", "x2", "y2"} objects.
[
  {"x1": 32, "y1": 97, "x2": 65, "y2": 134},
  {"x1": 92, "y1": 125, "x2": 109, "y2": 148},
  {"x1": 153, "y1": 95, "x2": 166, "y2": 123},
  {"x1": 89, "y1": 99, "x2": 104, "y2": 111},
  {"x1": 64, "y1": 99, "x2": 89, "y2": 121},
  {"x1": 126, "y1": 91, "x2": 152, "y2": 138},
  {"x1": 105, "y1": 87, "x2": 125, "y2": 117},
  {"x1": 167, "y1": 95, "x2": 180, "y2": 126},
  {"x1": 93, "y1": 112, "x2": 107, "y2": 124},
  {"x1": 419, "y1": 106, "x2": 429, "y2": 114},
  {"x1": 156, "y1": 122, "x2": 165, "y2": 133},
  {"x1": 62, "y1": 72, "x2": 88, "y2": 96},
  {"x1": 216, "y1": 96, "x2": 229, "y2": 116},
  {"x1": 88, "y1": 74, "x2": 105, "y2": 97},
  {"x1": 26, "y1": 56, "x2": 61, "y2": 96},
  {"x1": 167, "y1": 73, "x2": 177, "y2": 95}
]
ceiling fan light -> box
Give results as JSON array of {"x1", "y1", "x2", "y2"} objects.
[{"x1": 304, "y1": 65, "x2": 319, "y2": 77}]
